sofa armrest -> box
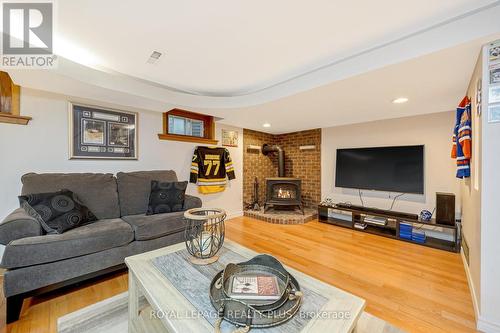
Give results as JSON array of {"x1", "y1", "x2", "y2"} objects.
[
  {"x1": 0, "y1": 208, "x2": 42, "y2": 245},
  {"x1": 184, "y1": 195, "x2": 202, "y2": 210}
]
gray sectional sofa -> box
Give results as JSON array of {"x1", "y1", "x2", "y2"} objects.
[{"x1": 0, "y1": 170, "x2": 201, "y2": 323}]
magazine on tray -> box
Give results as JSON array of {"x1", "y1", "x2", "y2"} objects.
[{"x1": 229, "y1": 274, "x2": 280, "y2": 300}]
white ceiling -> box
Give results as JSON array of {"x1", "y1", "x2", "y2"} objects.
[
  {"x1": 202, "y1": 38, "x2": 489, "y2": 133},
  {"x1": 5, "y1": 1, "x2": 500, "y2": 133},
  {"x1": 55, "y1": 0, "x2": 496, "y2": 96}
]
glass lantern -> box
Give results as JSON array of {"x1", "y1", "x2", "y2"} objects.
[{"x1": 184, "y1": 208, "x2": 226, "y2": 265}]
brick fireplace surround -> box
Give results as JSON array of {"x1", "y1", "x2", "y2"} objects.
[{"x1": 243, "y1": 128, "x2": 321, "y2": 223}]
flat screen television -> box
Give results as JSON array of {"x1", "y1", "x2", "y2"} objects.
[{"x1": 335, "y1": 145, "x2": 424, "y2": 194}]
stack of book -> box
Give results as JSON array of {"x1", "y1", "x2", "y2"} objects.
[
  {"x1": 411, "y1": 229, "x2": 426, "y2": 243},
  {"x1": 399, "y1": 222, "x2": 413, "y2": 240}
]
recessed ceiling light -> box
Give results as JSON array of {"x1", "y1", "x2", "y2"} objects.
[
  {"x1": 146, "y1": 51, "x2": 162, "y2": 64},
  {"x1": 392, "y1": 97, "x2": 409, "y2": 104},
  {"x1": 263, "y1": 123, "x2": 271, "y2": 128}
]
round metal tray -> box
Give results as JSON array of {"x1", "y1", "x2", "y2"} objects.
[{"x1": 209, "y1": 254, "x2": 302, "y2": 328}]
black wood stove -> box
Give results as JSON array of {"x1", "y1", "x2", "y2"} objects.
[
  {"x1": 264, "y1": 177, "x2": 303, "y2": 214},
  {"x1": 262, "y1": 144, "x2": 304, "y2": 214}
]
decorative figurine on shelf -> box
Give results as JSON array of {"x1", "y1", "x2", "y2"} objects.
[
  {"x1": 184, "y1": 208, "x2": 226, "y2": 265},
  {"x1": 420, "y1": 209, "x2": 434, "y2": 222}
]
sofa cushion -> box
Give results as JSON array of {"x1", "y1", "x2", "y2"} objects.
[
  {"x1": 21, "y1": 173, "x2": 120, "y2": 219},
  {"x1": 2, "y1": 232, "x2": 186, "y2": 298},
  {"x1": 184, "y1": 195, "x2": 203, "y2": 210},
  {"x1": 0, "y1": 218, "x2": 133, "y2": 269},
  {"x1": 116, "y1": 170, "x2": 178, "y2": 216},
  {"x1": 0, "y1": 208, "x2": 42, "y2": 245},
  {"x1": 122, "y1": 211, "x2": 186, "y2": 241},
  {"x1": 19, "y1": 189, "x2": 97, "y2": 234},
  {"x1": 146, "y1": 181, "x2": 188, "y2": 215}
]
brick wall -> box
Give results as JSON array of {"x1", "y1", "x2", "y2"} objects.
[
  {"x1": 243, "y1": 129, "x2": 277, "y2": 207},
  {"x1": 275, "y1": 129, "x2": 322, "y2": 208},
  {"x1": 243, "y1": 128, "x2": 321, "y2": 209}
]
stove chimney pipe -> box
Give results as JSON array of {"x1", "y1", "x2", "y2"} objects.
[{"x1": 262, "y1": 144, "x2": 285, "y2": 177}]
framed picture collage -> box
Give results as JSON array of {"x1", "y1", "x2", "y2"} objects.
[{"x1": 69, "y1": 103, "x2": 138, "y2": 159}]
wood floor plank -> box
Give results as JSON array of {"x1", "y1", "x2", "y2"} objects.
[
  {"x1": 3, "y1": 217, "x2": 476, "y2": 333},
  {"x1": 224, "y1": 217, "x2": 477, "y2": 333}
]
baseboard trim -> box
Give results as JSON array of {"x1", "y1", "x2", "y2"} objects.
[
  {"x1": 460, "y1": 248, "x2": 500, "y2": 333},
  {"x1": 461, "y1": 248, "x2": 480, "y2": 322},
  {"x1": 478, "y1": 317, "x2": 500, "y2": 333}
]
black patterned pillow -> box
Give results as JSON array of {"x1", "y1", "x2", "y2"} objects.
[
  {"x1": 146, "y1": 181, "x2": 188, "y2": 215},
  {"x1": 19, "y1": 189, "x2": 97, "y2": 234}
]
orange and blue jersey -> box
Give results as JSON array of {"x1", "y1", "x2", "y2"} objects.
[{"x1": 451, "y1": 96, "x2": 471, "y2": 178}]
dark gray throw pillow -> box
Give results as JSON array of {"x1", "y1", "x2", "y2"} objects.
[
  {"x1": 146, "y1": 181, "x2": 188, "y2": 215},
  {"x1": 19, "y1": 189, "x2": 97, "y2": 234}
]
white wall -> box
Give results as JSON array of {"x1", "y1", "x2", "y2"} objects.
[
  {"x1": 461, "y1": 50, "x2": 482, "y2": 321},
  {"x1": 478, "y1": 44, "x2": 500, "y2": 333},
  {"x1": 321, "y1": 111, "x2": 460, "y2": 215},
  {"x1": 0, "y1": 88, "x2": 243, "y2": 220}
]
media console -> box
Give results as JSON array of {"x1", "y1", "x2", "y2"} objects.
[
  {"x1": 335, "y1": 203, "x2": 419, "y2": 220},
  {"x1": 318, "y1": 204, "x2": 460, "y2": 252}
]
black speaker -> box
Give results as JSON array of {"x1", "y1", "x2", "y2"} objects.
[{"x1": 436, "y1": 192, "x2": 455, "y2": 226}]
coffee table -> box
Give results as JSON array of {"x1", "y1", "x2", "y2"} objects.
[{"x1": 125, "y1": 240, "x2": 365, "y2": 333}]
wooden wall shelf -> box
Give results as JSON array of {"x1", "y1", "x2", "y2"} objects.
[
  {"x1": 0, "y1": 71, "x2": 31, "y2": 125},
  {"x1": 158, "y1": 133, "x2": 218, "y2": 145},
  {"x1": 0, "y1": 113, "x2": 31, "y2": 125}
]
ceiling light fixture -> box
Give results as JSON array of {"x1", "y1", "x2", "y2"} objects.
[
  {"x1": 147, "y1": 51, "x2": 162, "y2": 64},
  {"x1": 392, "y1": 97, "x2": 409, "y2": 104},
  {"x1": 263, "y1": 123, "x2": 271, "y2": 128}
]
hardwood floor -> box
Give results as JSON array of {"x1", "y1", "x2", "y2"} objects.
[
  {"x1": 2, "y1": 217, "x2": 476, "y2": 333},
  {"x1": 226, "y1": 217, "x2": 477, "y2": 333},
  {"x1": 4, "y1": 271, "x2": 128, "y2": 333}
]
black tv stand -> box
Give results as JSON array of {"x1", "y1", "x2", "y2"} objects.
[
  {"x1": 318, "y1": 203, "x2": 460, "y2": 252},
  {"x1": 335, "y1": 203, "x2": 419, "y2": 220}
]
